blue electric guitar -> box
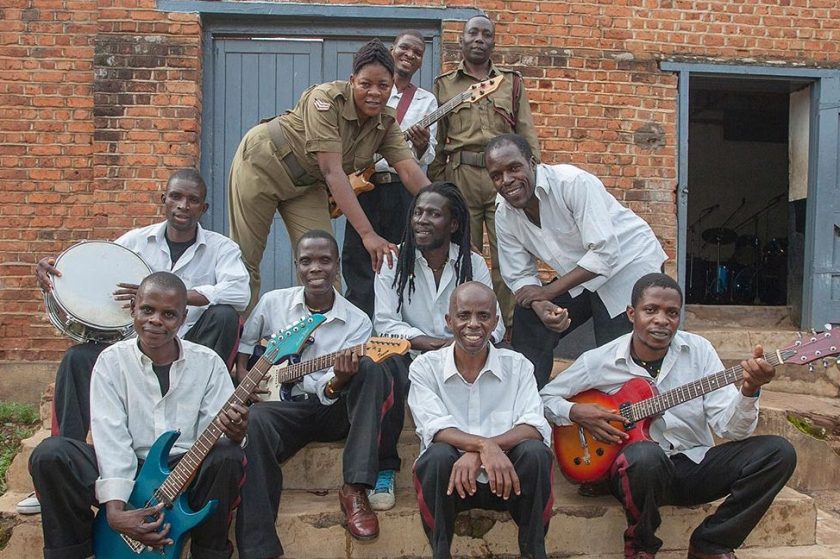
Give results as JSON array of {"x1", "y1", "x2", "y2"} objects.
[{"x1": 92, "y1": 314, "x2": 326, "y2": 559}]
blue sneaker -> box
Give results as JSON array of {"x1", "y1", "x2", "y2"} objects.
[{"x1": 368, "y1": 469, "x2": 396, "y2": 511}]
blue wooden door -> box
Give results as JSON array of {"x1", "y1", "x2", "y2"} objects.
[{"x1": 202, "y1": 33, "x2": 437, "y2": 295}]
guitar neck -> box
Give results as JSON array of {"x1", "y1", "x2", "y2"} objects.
[
  {"x1": 274, "y1": 342, "x2": 366, "y2": 385},
  {"x1": 153, "y1": 346, "x2": 294, "y2": 502},
  {"x1": 626, "y1": 348, "x2": 796, "y2": 423},
  {"x1": 411, "y1": 89, "x2": 473, "y2": 133}
]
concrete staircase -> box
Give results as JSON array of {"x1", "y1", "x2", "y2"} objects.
[{"x1": 2, "y1": 305, "x2": 840, "y2": 557}]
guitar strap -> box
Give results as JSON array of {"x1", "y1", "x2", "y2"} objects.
[{"x1": 395, "y1": 83, "x2": 418, "y2": 124}]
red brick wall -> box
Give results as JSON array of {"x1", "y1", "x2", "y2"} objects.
[{"x1": 2, "y1": 0, "x2": 839, "y2": 362}]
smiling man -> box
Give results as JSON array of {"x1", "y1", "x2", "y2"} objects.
[
  {"x1": 485, "y1": 133, "x2": 667, "y2": 389},
  {"x1": 235, "y1": 230, "x2": 394, "y2": 557},
  {"x1": 371, "y1": 182, "x2": 505, "y2": 511},
  {"x1": 540, "y1": 273, "x2": 796, "y2": 559},
  {"x1": 408, "y1": 282, "x2": 553, "y2": 559},
  {"x1": 30, "y1": 272, "x2": 246, "y2": 559},
  {"x1": 342, "y1": 30, "x2": 438, "y2": 317},
  {"x1": 429, "y1": 15, "x2": 540, "y2": 329}
]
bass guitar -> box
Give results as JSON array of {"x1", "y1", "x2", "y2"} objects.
[
  {"x1": 92, "y1": 314, "x2": 327, "y2": 559},
  {"x1": 554, "y1": 329, "x2": 839, "y2": 484},
  {"x1": 259, "y1": 336, "x2": 411, "y2": 401},
  {"x1": 328, "y1": 75, "x2": 505, "y2": 218}
]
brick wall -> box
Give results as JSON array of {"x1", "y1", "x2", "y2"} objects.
[{"x1": 2, "y1": 0, "x2": 839, "y2": 362}]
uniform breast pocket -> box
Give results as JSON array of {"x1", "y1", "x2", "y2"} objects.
[
  {"x1": 353, "y1": 146, "x2": 377, "y2": 171},
  {"x1": 448, "y1": 103, "x2": 475, "y2": 140},
  {"x1": 489, "y1": 96, "x2": 516, "y2": 135},
  {"x1": 490, "y1": 411, "x2": 512, "y2": 437}
]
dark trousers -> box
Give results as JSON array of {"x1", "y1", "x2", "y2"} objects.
[
  {"x1": 609, "y1": 437, "x2": 796, "y2": 557},
  {"x1": 235, "y1": 358, "x2": 392, "y2": 559},
  {"x1": 54, "y1": 304, "x2": 240, "y2": 441},
  {"x1": 512, "y1": 290, "x2": 632, "y2": 389},
  {"x1": 377, "y1": 353, "x2": 413, "y2": 472},
  {"x1": 29, "y1": 436, "x2": 245, "y2": 559},
  {"x1": 342, "y1": 181, "x2": 413, "y2": 317},
  {"x1": 413, "y1": 440, "x2": 554, "y2": 559}
]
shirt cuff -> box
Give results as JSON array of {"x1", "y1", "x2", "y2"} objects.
[
  {"x1": 514, "y1": 414, "x2": 552, "y2": 446},
  {"x1": 305, "y1": 140, "x2": 341, "y2": 153},
  {"x1": 508, "y1": 277, "x2": 542, "y2": 296},
  {"x1": 543, "y1": 398, "x2": 575, "y2": 426},
  {"x1": 191, "y1": 285, "x2": 217, "y2": 306},
  {"x1": 95, "y1": 477, "x2": 135, "y2": 505},
  {"x1": 316, "y1": 371, "x2": 339, "y2": 406},
  {"x1": 420, "y1": 416, "x2": 459, "y2": 450}
]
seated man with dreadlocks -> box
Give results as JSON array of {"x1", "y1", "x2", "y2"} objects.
[{"x1": 369, "y1": 181, "x2": 506, "y2": 511}]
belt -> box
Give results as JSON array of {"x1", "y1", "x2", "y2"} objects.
[
  {"x1": 370, "y1": 171, "x2": 400, "y2": 185},
  {"x1": 286, "y1": 392, "x2": 318, "y2": 403},
  {"x1": 452, "y1": 150, "x2": 485, "y2": 168},
  {"x1": 266, "y1": 118, "x2": 318, "y2": 187}
]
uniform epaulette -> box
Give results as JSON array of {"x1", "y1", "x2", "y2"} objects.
[{"x1": 434, "y1": 68, "x2": 458, "y2": 82}]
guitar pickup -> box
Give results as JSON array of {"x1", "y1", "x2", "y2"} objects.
[{"x1": 119, "y1": 533, "x2": 149, "y2": 554}]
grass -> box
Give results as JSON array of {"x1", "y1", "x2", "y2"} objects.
[{"x1": 0, "y1": 401, "x2": 40, "y2": 496}]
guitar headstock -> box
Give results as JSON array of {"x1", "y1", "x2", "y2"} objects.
[
  {"x1": 467, "y1": 75, "x2": 505, "y2": 103},
  {"x1": 263, "y1": 314, "x2": 327, "y2": 365},
  {"x1": 365, "y1": 336, "x2": 411, "y2": 363},
  {"x1": 782, "y1": 327, "x2": 839, "y2": 370}
]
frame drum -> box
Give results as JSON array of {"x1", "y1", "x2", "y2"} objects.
[{"x1": 44, "y1": 241, "x2": 152, "y2": 343}]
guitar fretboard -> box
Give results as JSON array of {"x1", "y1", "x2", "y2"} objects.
[
  {"x1": 625, "y1": 348, "x2": 796, "y2": 423},
  {"x1": 273, "y1": 342, "x2": 367, "y2": 384}
]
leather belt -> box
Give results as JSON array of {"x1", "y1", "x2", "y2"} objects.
[
  {"x1": 266, "y1": 118, "x2": 318, "y2": 187},
  {"x1": 453, "y1": 150, "x2": 485, "y2": 168},
  {"x1": 370, "y1": 171, "x2": 400, "y2": 185},
  {"x1": 287, "y1": 392, "x2": 318, "y2": 403}
]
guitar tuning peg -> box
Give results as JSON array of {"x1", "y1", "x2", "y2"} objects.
[
  {"x1": 825, "y1": 324, "x2": 833, "y2": 331},
  {"x1": 823, "y1": 359, "x2": 830, "y2": 369},
  {"x1": 808, "y1": 364, "x2": 815, "y2": 373}
]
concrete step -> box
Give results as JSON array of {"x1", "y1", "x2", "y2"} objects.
[
  {"x1": 721, "y1": 355, "x2": 840, "y2": 398},
  {"x1": 3, "y1": 429, "x2": 47, "y2": 495},
  {"x1": 270, "y1": 485, "x2": 814, "y2": 558},
  {"x1": 683, "y1": 305, "x2": 794, "y2": 330}
]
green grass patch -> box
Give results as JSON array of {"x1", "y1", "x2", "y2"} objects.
[{"x1": 0, "y1": 401, "x2": 40, "y2": 496}]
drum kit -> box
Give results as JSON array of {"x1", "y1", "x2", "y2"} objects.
[{"x1": 44, "y1": 241, "x2": 153, "y2": 343}]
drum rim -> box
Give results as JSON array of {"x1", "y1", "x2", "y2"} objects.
[{"x1": 48, "y1": 240, "x2": 152, "y2": 339}]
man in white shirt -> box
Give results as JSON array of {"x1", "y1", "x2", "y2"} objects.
[
  {"x1": 343, "y1": 29, "x2": 438, "y2": 316},
  {"x1": 33, "y1": 169, "x2": 249, "y2": 443},
  {"x1": 409, "y1": 282, "x2": 553, "y2": 559},
  {"x1": 370, "y1": 182, "x2": 505, "y2": 511},
  {"x1": 235, "y1": 230, "x2": 393, "y2": 558},
  {"x1": 540, "y1": 273, "x2": 796, "y2": 559},
  {"x1": 485, "y1": 133, "x2": 668, "y2": 388},
  {"x1": 29, "y1": 271, "x2": 248, "y2": 559}
]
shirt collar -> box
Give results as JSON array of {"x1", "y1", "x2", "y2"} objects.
[
  {"x1": 612, "y1": 330, "x2": 691, "y2": 366},
  {"x1": 441, "y1": 343, "x2": 505, "y2": 383},
  {"x1": 151, "y1": 220, "x2": 207, "y2": 246},
  {"x1": 415, "y1": 243, "x2": 460, "y2": 267},
  {"x1": 133, "y1": 336, "x2": 186, "y2": 366},
  {"x1": 456, "y1": 60, "x2": 501, "y2": 79},
  {"x1": 290, "y1": 286, "x2": 349, "y2": 325}
]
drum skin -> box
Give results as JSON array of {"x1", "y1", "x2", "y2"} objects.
[{"x1": 46, "y1": 241, "x2": 152, "y2": 343}]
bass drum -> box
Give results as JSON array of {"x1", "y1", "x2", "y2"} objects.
[{"x1": 44, "y1": 241, "x2": 152, "y2": 343}]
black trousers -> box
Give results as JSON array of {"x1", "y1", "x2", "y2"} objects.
[
  {"x1": 54, "y1": 304, "x2": 240, "y2": 441},
  {"x1": 29, "y1": 436, "x2": 245, "y2": 559},
  {"x1": 609, "y1": 437, "x2": 796, "y2": 556},
  {"x1": 413, "y1": 440, "x2": 554, "y2": 559},
  {"x1": 342, "y1": 181, "x2": 413, "y2": 317},
  {"x1": 376, "y1": 353, "x2": 413, "y2": 472},
  {"x1": 512, "y1": 289, "x2": 632, "y2": 389},
  {"x1": 235, "y1": 358, "x2": 392, "y2": 559}
]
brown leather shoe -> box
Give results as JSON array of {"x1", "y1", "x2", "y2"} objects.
[
  {"x1": 338, "y1": 484, "x2": 379, "y2": 541},
  {"x1": 687, "y1": 543, "x2": 737, "y2": 559}
]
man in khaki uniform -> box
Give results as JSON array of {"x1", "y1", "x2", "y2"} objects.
[
  {"x1": 228, "y1": 40, "x2": 431, "y2": 310},
  {"x1": 429, "y1": 15, "x2": 540, "y2": 327}
]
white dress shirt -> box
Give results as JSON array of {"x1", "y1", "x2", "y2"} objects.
[
  {"x1": 495, "y1": 164, "x2": 667, "y2": 318},
  {"x1": 91, "y1": 338, "x2": 233, "y2": 504},
  {"x1": 408, "y1": 343, "x2": 551, "y2": 456},
  {"x1": 374, "y1": 243, "x2": 506, "y2": 348},
  {"x1": 540, "y1": 331, "x2": 760, "y2": 463},
  {"x1": 238, "y1": 286, "x2": 372, "y2": 406},
  {"x1": 375, "y1": 84, "x2": 438, "y2": 172},
  {"x1": 116, "y1": 221, "x2": 250, "y2": 336}
]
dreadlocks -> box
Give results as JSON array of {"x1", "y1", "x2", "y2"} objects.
[
  {"x1": 352, "y1": 39, "x2": 395, "y2": 77},
  {"x1": 392, "y1": 182, "x2": 473, "y2": 312}
]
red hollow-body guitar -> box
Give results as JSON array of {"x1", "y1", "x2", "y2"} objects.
[{"x1": 553, "y1": 329, "x2": 839, "y2": 484}]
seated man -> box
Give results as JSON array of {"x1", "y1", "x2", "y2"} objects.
[
  {"x1": 409, "y1": 282, "x2": 554, "y2": 559},
  {"x1": 485, "y1": 133, "x2": 668, "y2": 388},
  {"x1": 371, "y1": 182, "x2": 505, "y2": 510},
  {"x1": 34, "y1": 168, "x2": 249, "y2": 443},
  {"x1": 540, "y1": 273, "x2": 796, "y2": 559},
  {"x1": 29, "y1": 272, "x2": 247, "y2": 559},
  {"x1": 235, "y1": 230, "x2": 393, "y2": 558}
]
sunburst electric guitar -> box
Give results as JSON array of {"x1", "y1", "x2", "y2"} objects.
[
  {"x1": 258, "y1": 336, "x2": 411, "y2": 401},
  {"x1": 92, "y1": 314, "x2": 327, "y2": 559},
  {"x1": 328, "y1": 75, "x2": 505, "y2": 218},
  {"x1": 554, "y1": 329, "x2": 839, "y2": 484}
]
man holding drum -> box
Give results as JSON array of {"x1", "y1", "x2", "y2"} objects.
[{"x1": 33, "y1": 168, "x2": 249, "y2": 445}]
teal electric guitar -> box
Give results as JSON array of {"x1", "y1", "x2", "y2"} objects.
[{"x1": 92, "y1": 314, "x2": 326, "y2": 559}]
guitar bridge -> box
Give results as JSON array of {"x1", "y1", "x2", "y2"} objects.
[{"x1": 119, "y1": 533, "x2": 149, "y2": 554}]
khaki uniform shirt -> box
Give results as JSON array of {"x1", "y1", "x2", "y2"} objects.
[
  {"x1": 430, "y1": 61, "x2": 540, "y2": 179},
  {"x1": 278, "y1": 80, "x2": 413, "y2": 181}
]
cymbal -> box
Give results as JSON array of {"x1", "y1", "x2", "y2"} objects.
[{"x1": 702, "y1": 227, "x2": 737, "y2": 245}]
